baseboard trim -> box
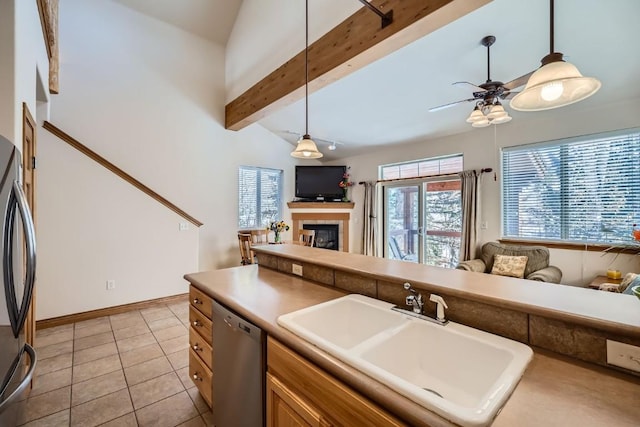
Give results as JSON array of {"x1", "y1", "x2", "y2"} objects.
[{"x1": 36, "y1": 293, "x2": 189, "y2": 330}]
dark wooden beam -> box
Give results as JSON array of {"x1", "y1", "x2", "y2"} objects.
[{"x1": 225, "y1": 0, "x2": 491, "y2": 130}]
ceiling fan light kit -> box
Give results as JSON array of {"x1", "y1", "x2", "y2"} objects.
[
  {"x1": 510, "y1": 0, "x2": 600, "y2": 111},
  {"x1": 291, "y1": 0, "x2": 323, "y2": 159}
]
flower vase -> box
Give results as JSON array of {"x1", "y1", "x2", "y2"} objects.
[
  {"x1": 274, "y1": 231, "x2": 281, "y2": 243},
  {"x1": 342, "y1": 189, "x2": 349, "y2": 202}
]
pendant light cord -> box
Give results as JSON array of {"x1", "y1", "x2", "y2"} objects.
[
  {"x1": 305, "y1": 0, "x2": 309, "y2": 136},
  {"x1": 549, "y1": 0, "x2": 554, "y2": 54}
]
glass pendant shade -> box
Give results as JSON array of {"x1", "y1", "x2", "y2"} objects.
[
  {"x1": 487, "y1": 103, "x2": 507, "y2": 119},
  {"x1": 510, "y1": 59, "x2": 601, "y2": 111},
  {"x1": 471, "y1": 117, "x2": 491, "y2": 128},
  {"x1": 466, "y1": 107, "x2": 485, "y2": 123},
  {"x1": 491, "y1": 114, "x2": 512, "y2": 124},
  {"x1": 291, "y1": 135, "x2": 323, "y2": 159}
]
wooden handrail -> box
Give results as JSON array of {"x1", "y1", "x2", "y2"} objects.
[{"x1": 43, "y1": 121, "x2": 203, "y2": 227}]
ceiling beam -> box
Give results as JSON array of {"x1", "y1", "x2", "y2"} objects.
[{"x1": 225, "y1": 0, "x2": 491, "y2": 131}]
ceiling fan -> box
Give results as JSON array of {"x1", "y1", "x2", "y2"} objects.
[{"x1": 429, "y1": 35, "x2": 535, "y2": 125}]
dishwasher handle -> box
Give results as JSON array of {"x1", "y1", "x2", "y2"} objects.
[{"x1": 213, "y1": 301, "x2": 262, "y2": 342}]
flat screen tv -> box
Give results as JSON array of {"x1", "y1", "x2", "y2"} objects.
[{"x1": 295, "y1": 165, "x2": 346, "y2": 201}]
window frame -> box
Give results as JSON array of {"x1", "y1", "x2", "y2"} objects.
[
  {"x1": 501, "y1": 128, "x2": 640, "y2": 246},
  {"x1": 238, "y1": 165, "x2": 283, "y2": 229}
]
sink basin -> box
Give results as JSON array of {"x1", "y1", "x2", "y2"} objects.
[
  {"x1": 277, "y1": 294, "x2": 407, "y2": 351},
  {"x1": 277, "y1": 294, "x2": 532, "y2": 427}
]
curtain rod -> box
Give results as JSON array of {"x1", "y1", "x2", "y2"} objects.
[{"x1": 358, "y1": 168, "x2": 492, "y2": 185}]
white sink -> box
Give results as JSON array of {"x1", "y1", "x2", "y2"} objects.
[
  {"x1": 277, "y1": 294, "x2": 532, "y2": 427},
  {"x1": 277, "y1": 294, "x2": 407, "y2": 351}
]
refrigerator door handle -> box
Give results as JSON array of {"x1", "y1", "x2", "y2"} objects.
[
  {"x1": 0, "y1": 344, "x2": 37, "y2": 414},
  {"x1": 3, "y1": 181, "x2": 36, "y2": 338}
]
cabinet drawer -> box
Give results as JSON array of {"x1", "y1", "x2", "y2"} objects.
[
  {"x1": 190, "y1": 286, "x2": 212, "y2": 318},
  {"x1": 189, "y1": 326, "x2": 213, "y2": 370},
  {"x1": 189, "y1": 306, "x2": 212, "y2": 346},
  {"x1": 268, "y1": 337, "x2": 404, "y2": 427},
  {"x1": 189, "y1": 348, "x2": 213, "y2": 408}
]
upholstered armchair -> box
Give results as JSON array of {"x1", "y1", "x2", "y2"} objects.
[{"x1": 456, "y1": 242, "x2": 562, "y2": 283}]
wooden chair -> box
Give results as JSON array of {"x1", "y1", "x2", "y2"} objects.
[
  {"x1": 249, "y1": 229, "x2": 269, "y2": 244},
  {"x1": 299, "y1": 229, "x2": 315, "y2": 247},
  {"x1": 238, "y1": 233, "x2": 254, "y2": 265}
]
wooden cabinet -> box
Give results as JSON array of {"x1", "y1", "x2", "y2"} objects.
[
  {"x1": 267, "y1": 373, "x2": 330, "y2": 427},
  {"x1": 267, "y1": 337, "x2": 405, "y2": 427},
  {"x1": 189, "y1": 285, "x2": 213, "y2": 408}
]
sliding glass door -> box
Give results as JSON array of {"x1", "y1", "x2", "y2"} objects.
[{"x1": 383, "y1": 179, "x2": 461, "y2": 267}]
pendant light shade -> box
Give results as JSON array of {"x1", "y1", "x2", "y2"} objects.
[
  {"x1": 510, "y1": 58, "x2": 601, "y2": 111},
  {"x1": 466, "y1": 106, "x2": 485, "y2": 123},
  {"x1": 291, "y1": 0, "x2": 323, "y2": 159},
  {"x1": 510, "y1": 0, "x2": 600, "y2": 111},
  {"x1": 291, "y1": 135, "x2": 323, "y2": 159}
]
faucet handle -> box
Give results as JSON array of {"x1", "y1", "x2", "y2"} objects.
[{"x1": 429, "y1": 294, "x2": 448, "y2": 322}]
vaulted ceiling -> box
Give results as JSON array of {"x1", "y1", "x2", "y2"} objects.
[{"x1": 113, "y1": 0, "x2": 640, "y2": 160}]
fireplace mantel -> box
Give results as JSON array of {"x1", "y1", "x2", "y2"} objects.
[{"x1": 287, "y1": 202, "x2": 354, "y2": 209}]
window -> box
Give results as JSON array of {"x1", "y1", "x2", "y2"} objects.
[
  {"x1": 381, "y1": 155, "x2": 463, "y2": 268},
  {"x1": 238, "y1": 166, "x2": 283, "y2": 229},
  {"x1": 502, "y1": 129, "x2": 640, "y2": 245}
]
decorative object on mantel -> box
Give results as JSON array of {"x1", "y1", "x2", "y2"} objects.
[
  {"x1": 290, "y1": 0, "x2": 323, "y2": 159},
  {"x1": 510, "y1": 0, "x2": 601, "y2": 111},
  {"x1": 267, "y1": 220, "x2": 290, "y2": 243},
  {"x1": 339, "y1": 167, "x2": 354, "y2": 202}
]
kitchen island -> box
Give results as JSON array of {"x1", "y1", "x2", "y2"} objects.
[{"x1": 185, "y1": 262, "x2": 640, "y2": 427}]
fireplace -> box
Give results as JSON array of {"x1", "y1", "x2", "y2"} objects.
[
  {"x1": 291, "y1": 211, "x2": 350, "y2": 252},
  {"x1": 303, "y1": 224, "x2": 339, "y2": 251}
]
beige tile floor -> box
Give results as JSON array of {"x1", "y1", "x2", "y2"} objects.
[{"x1": 20, "y1": 300, "x2": 213, "y2": 427}]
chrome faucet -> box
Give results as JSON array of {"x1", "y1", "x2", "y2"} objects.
[
  {"x1": 403, "y1": 282, "x2": 424, "y2": 314},
  {"x1": 398, "y1": 283, "x2": 449, "y2": 325}
]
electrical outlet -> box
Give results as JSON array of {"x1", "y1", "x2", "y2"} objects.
[
  {"x1": 606, "y1": 339, "x2": 640, "y2": 373},
  {"x1": 106, "y1": 280, "x2": 116, "y2": 290},
  {"x1": 179, "y1": 222, "x2": 189, "y2": 231},
  {"x1": 292, "y1": 264, "x2": 303, "y2": 276},
  {"x1": 481, "y1": 221, "x2": 489, "y2": 230}
]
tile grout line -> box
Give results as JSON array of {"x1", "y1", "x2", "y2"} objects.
[
  {"x1": 111, "y1": 311, "x2": 140, "y2": 427},
  {"x1": 24, "y1": 302, "x2": 199, "y2": 427}
]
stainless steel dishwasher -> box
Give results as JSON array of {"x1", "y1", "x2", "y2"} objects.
[{"x1": 212, "y1": 300, "x2": 265, "y2": 427}]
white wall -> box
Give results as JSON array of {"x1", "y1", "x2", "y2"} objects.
[
  {"x1": 0, "y1": 0, "x2": 50, "y2": 145},
  {"x1": 36, "y1": 0, "x2": 299, "y2": 319},
  {"x1": 225, "y1": 0, "x2": 360, "y2": 102},
  {"x1": 330, "y1": 98, "x2": 640, "y2": 286}
]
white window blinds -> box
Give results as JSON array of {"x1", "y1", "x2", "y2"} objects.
[
  {"x1": 502, "y1": 129, "x2": 640, "y2": 244},
  {"x1": 238, "y1": 166, "x2": 283, "y2": 229}
]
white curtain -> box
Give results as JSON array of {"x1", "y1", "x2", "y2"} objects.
[
  {"x1": 458, "y1": 170, "x2": 480, "y2": 261},
  {"x1": 362, "y1": 181, "x2": 377, "y2": 256}
]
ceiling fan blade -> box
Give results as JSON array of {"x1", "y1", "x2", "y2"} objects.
[
  {"x1": 500, "y1": 91, "x2": 520, "y2": 100},
  {"x1": 503, "y1": 71, "x2": 535, "y2": 90},
  {"x1": 452, "y1": 81, "x2": 486, "y2": 92},
  {"x1": 429, "y1": 98, "x2": 477, "y2": 112}
]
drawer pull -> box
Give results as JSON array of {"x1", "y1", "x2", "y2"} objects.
[
  {"x1": 192, "y1": 372, "x2": 203, "y2": 381},
  {"x1": 192, "y1": 320, "x2": 202, "y2": 327},
  {"x1": 193, "y1": 344, "x2": 202, "y2": 351},
  {"x1": 193, "y1": 297, "x2": 202, "y2": 305}
]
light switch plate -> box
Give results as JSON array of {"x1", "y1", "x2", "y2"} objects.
[
  {"x1": 606, "y1": 339, "x2": 640, "y2": 373},
  {"x1": 292, "y1": 264, "x2": 303, "y2": 276}
]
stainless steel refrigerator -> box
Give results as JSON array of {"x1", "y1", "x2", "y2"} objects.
[{"x1": 0, "y1": 135, "x2": 37, "y2": 426}]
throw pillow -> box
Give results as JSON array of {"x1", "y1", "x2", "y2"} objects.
[
  {"x1": 622, "y1": 275, "x2": 640, "y2": 295},
  {"x1": 491, "y1": 254, "x2": 528, "y2": 279}
]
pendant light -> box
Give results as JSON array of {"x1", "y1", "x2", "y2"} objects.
[
  {"x1": 510, "y1": 0, "x2": 600, "y2": 111},
  {"x1": 291, "y1": 0, "x2": 323, "y2": 159}
]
